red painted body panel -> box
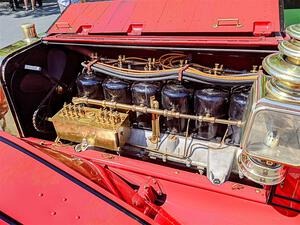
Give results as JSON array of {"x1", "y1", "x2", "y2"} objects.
[
  {"x1": 270, "y1": 168, "x2": 300, "y2": 216},
  {"x1": 0, "y1": 132, "x2": 152, "y2": 225},
  {"x1": 89, "y1": 0, "x2": 280, "y2": 35},
  {"x1": 45, "y1": 0, "x2": 283, "y2": 46},
  {"x1": 1, "y1": 132, "x2": 299, "y2": 224},
  {"x1": 48, "y1": 0, "x2": 281, "y2": 35}
]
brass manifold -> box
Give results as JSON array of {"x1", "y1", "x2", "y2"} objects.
[
  {"x1": 49, "y1": 102, "x2": 130, "y2": 151},
  {"x1": 72, "y1": 97, "x2": 242, "y2": 127}
]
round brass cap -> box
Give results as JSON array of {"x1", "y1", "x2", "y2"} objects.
[
  {"x1": 21, "y1": 23, "x2": 35, "y2": 29},
  {"x1": 278, "y1": 39, "x2": 300, "y2": 61},
  {"x1": 20, "y1": 23, "x2": 37, "y2": 43},
  {"x1": 263, "y1": 53, "x2": 300, "y2": 85},
  {"x1": 286, "y1": 24, "x2": 300, "y2": 40},
  {"x1": 266, "y1": 79, "x2": 300, "y2": 103}
]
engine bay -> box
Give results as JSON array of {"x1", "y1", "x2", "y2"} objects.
[{"x1": 2, "y1": 43, "x2": 271, "y2": 185}]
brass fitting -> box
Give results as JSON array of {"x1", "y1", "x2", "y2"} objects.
[
  {"x1": 149, "y1": 96, "x2": 160, "y2": 144},
  {"x1": 72, "y1": 97, "x2": 242, "y2": 127},
  {"x1": 21, "y1": 23, "x2": 38, "y2": 44}
]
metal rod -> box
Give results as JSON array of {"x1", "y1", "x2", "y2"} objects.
[
  {"x1": 149, "y1": 96, "x2": 160, "y2": 143},
  {"x1": 72, "y1": 97, "x2": 243, "y2": 127}
]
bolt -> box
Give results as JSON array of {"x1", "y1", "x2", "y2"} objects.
[
  {"x1": 198, "y1": 169, "x2": 204, "y2": 175},
  {"x1": 51, "y1": 211, "x2": 56, "y2": 216},
  {"x1": 38, "y1": 193, "x2": 44, "y2": 197},
  {"x1": 213, "y1": 179, "x2": 221, "y2": 185},
  {"x1": 75, "y1": 216, "x2": 80, "y2": 220},
  {"x1": 280, "y1": 180, "x2": 285, "y2": 189},
  {"x1": 263, "y1": 169, "x2": 268, "y2": 176},
  {"x1": 62, "y1": 197, "x2": 68, "y2": 202},
  {"x1": 251, "y1": 65, "x2": 258, "y2": 73}
]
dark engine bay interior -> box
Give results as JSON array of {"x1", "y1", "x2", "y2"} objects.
[{"x1": 2, "y1": 43, "x2": 270, "y2": 185}]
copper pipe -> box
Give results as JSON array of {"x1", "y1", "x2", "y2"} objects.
[{"x1": 72, "y1": 97, "x2": 243, "y2": 127}]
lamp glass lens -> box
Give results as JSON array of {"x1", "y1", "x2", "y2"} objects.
[{"x1": 246, "y1": 110, "x2": 300, "y2": 166}]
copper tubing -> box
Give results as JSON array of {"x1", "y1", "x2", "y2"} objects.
[
  {"x1": 92, "y1": 62, "x2": 257, "y2": 80},
  {"x1": 72, "y1": 97, "x2": 243, "y2": 127}
]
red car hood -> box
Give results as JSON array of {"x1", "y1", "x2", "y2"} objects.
[{"x1": 44, "y1": 0, "x2": 283, "y2": 47}]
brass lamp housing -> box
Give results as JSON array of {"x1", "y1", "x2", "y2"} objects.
[
  {"x1": 241, "y1": 75, "x2": 300, "y2": 167},
  {"x1": 241, "y1": 24, "x2": 300, "y2": 168}
]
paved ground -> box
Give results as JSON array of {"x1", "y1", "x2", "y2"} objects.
[{"x1": 0, "y1": 0, "x2": 60, "y2": 48}]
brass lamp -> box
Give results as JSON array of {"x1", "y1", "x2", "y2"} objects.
[{"x1": 239, "y1": 24, "x2": 300, "y2": 185}]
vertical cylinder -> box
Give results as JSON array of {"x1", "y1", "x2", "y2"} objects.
[
  {"x1": 162, "y1": 82, "x2": 192, "y2": 133},
  {"x1": 76, "y1": 71, "x2": 104, "y2": 99},
  {"x1": 131, "y1": 82, "x2": 160, "y2": 128},
  {"x1": 194, "y1": 88, "x2": 229, "y2": 140},
  {"x1": 229, "y1": 88, "x2": 249, "y2": 144},
  {"x1": 102, "y1": 78, "x2": 131, "y2": 104},
  {"x1": 21, "y1": 23, "x2": 38, "y2": 43}
]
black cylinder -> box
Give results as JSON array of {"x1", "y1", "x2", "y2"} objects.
[
  {"x1": 131, "y1": 82, "x2": 160, "y2": 106},
  {"x1": 76, "y1": 71, "x2": 104, "y2": 99},
  {"x1": 131, "y1": 82, "x2": 160, "y2": 128},
  {"x1": 102, "y1": 78, "x2": 131, "y2": 104},
  {"x1": 162, "y1": 82, "x2": 192, "y2": 133},
  {"x1": 194, "y1": 88, "x2": 229, "y2": 140},
  {"x1": 229, "y1": 89, "x2": 249, "y2": 144}
]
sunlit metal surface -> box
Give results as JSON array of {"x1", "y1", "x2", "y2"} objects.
[
  {"x1": 49, "y1": 103, "x2": 130, "y2": 151},
  {"x1": 241, "y1": 24, "x2": 300, "y2": 177}
]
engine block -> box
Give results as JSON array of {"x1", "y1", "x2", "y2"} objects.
[{"x1": 45, "y1": 50, "x2": 264, "y2": 185}]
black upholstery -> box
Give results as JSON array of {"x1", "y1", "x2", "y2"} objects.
[{"x1": 13, "y1": 48, "x2": 67, "y2": 137}]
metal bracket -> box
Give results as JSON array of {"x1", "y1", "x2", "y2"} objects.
[
  {"x1": 253, "y1": 21, "x2": 272, "y2": 37},
  {"x1": 127, "y1": 23, "x2": 143, "y2": 36},
  {"x1": 212, "y1": 18, "x2": 243, "y2": 28}
]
